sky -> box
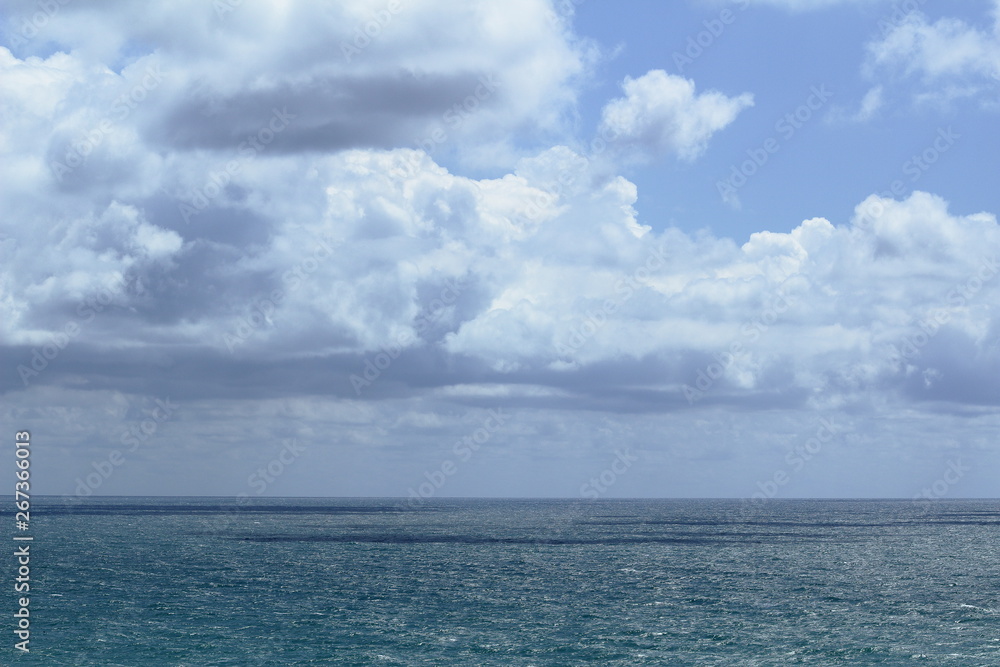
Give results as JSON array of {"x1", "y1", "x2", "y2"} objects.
[{"x1": 1, "y1": 0, "x2": 999, "y2": 500}]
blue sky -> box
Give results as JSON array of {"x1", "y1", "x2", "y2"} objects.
[
  {"x1": 1, "y1": 0, "x2": 999, "y2": 500},
  {"x1": 568, "y1": 0, "x2": 1000, "y2": 241}
]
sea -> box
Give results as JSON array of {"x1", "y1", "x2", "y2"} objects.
[{"x1": 6, "y1": 497, "x2": 1000, "y2": 665}]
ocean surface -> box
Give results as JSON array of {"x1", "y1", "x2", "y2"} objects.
[{"x1": 6, "y1": 497, "x2": 1000, "y2": 665}]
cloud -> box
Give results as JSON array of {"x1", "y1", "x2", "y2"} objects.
[
  {"x1": 4, "y1": 92, "x2": 999, "y2": 414},
  {"x1": 598, "y1": 70, "x2": 753, "y2": 162},
  {"x1": 5, "y1": 147, "x2": 998, "y2": 496},
  {"x1": 854, "y1": 85, "x2": 884, "y2": 121},
  {"x1": 2, "y1": 14, "x2": 994, "y2": 404},
  {"x1": 1, "y1": 0, "x2": 592, "y2": 168},
  {"x1": 826, "y1": 85, "x2": 883, "y2": 124},
  {"x1": 866, "y1": 3, "x2": 1000, "y2": 105}
]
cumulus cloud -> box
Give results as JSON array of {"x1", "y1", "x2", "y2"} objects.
[
  {"x1": 598, "y1": 70, "x2": 753, "y2": 162},
  {"x1": 1, "y1": 0, "x2": 591, "y2": 168},
  {"x1": 4, "y1": 97, "x2": 999, "y2": 414}
]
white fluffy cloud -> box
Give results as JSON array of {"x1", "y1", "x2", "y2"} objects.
[
  {"x1": 3, "y1": 2, "x2": 996, "y2": 401},
  {"x1": 866, "y1": 3, "x2": 1000, "y2": 104},
  {"x1": 4, "y1": 96, "x2": 999, "y2": 412},
  {"x1": 2, "y1": 0, "x2": 591, "y2": 168},
  {"x1": 599, "y1": 70, "x2": 753, "y2": 161}
]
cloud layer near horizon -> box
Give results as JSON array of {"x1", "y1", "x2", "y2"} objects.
[{"x1": 5, "y1": 122, "x2": 999, "y2": 413}]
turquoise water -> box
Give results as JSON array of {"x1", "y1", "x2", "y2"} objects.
[{"x1": 8, "y1": 497, "x2": 1000, "y2": 665}]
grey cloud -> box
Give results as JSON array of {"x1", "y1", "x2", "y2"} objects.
[{"x1": 150, "y1": 71, "x2": 498, "y2": 152}]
